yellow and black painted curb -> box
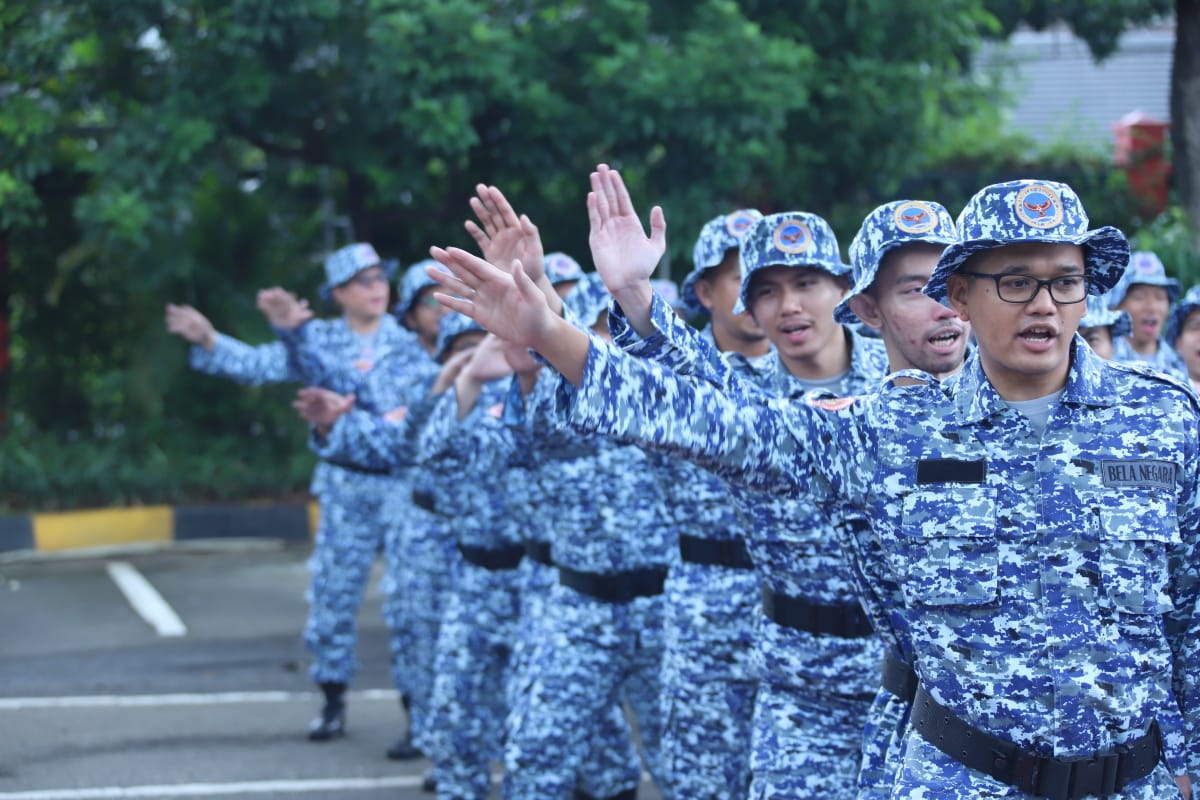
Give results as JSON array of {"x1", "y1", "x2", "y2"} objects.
[{"x1": 0, "y1": 501, "x2": 320, "y2": 554}]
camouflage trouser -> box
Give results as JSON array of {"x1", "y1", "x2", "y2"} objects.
[
  {"x1": 504, "y1": 581, "x2": 666, "y2": 800},
  {"x1": 304, "y1": 476, "x2": 395, "y2": 685},
  {"x1": 426, "y1": 556, "x2": 522, "y2": 800},
  {"x1": 749, "y1": 682, "x2": 872, "y2": 800},
  {"x1": 509, "y1": 558, "x2": 642, "y2": 799},
  {"x1": 892, "y1": 729, "x2": 1180, "y2": 799},
  {"x1": 748, "y1": 614, "x2": 880, "y2": 800},
  {"x1": 381, "y1": 500, "x2": 455, "y2": 751},
  {"x1": 854, "y1": 688, "x2": 909, "y2": 800},
  {"x1": 659, "y1": 561, "x2": 759, "y2": 800}
]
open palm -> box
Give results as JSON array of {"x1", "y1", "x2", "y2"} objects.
[
  {"x1": 426, "y1": 247, "x2": 556, "y2": 350},
  {"x1": 587, "y1": 164, "x2": 667, "y2": 297}
]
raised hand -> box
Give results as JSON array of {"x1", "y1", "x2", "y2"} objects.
[
  {"x1": 431, "y1": 346, "x2": 478, "y2": 396},
  {"x1": 587, "y1": 164, "x2": 667, "y2": 301},
  {"x1": 465, "y1": 184, "x2": 547, "y2": 287},
  {"x1": 426, "y1": 247, "x2": 558, "y2": 351},
  {"x1": 256, "y1": 287, "x2": 313, "y2": 330},
  {"x1": 293, "y1": 387, "x2": 355, "y2": 431},
  {"x1": 165, "y1": 303, "x2": 217, "y2": 350},
  {"x1": 463, "y1": 333, "x2": 516, "y2": 385}
]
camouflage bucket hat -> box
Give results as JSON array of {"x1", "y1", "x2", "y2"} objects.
[
  {"x1": 1165, "y1": 285, "x2": 1200, "y2": 346},
  {"x1": 735, "y1": 211, "x2": 850, "y2": 314},
  {"x1": 923, "y1": 179, "x2": 1130, "y2": 305},
  {"x1": 1079, "y1": 294, "x2": 1131, "y2": 339},
  {"x1": 318, "y1": 242, "x2": 393, "y2": 302},
  {"x1": 834, "y1": 200, "x2": 958, "y2": 324},
  {"x1": 681, "y1": 209, "x2": 763, "y2": 316},
  {"x1": 1105, "y1": 251, "x2": 1181, "y2": 307},
  {"x1": 564, "y1": 272, "x2": 610, "y2": 329},
  {"x1": 545, "y1": 252, "x2": 585, "y2": 286},
  {"x1": 394, "y1": 259, "x2": 449, "y2": 321},
  {"x1": 433, "y1": 311, "x2": 485, "y2": 363}
]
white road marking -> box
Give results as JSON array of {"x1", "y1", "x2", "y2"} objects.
[
  {"x1": 0, "y1": 776, "x2": 423, "y2": 798},
  {"x1": 0, "y1": 689, "x2": 397, "y2": 710},
  {"x1": 104, "y1": 561, "x2": 187, "y2": 637}
]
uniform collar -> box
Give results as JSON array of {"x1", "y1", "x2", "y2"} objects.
[{"x1": 953, "y1": 336, "x2": 1117, "y2": 424}]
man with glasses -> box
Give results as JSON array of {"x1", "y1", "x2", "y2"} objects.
[{"x1": 427, "y1": 174, "x2": 1200, "y2": 799}]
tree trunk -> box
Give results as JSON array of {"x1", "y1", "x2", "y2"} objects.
[{"x1": 1172, "y1": 0, "x2": 1200, "y2": 248}]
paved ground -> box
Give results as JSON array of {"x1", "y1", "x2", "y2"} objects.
[{"x1": 0, "y1": 540, "x2": 663, "y2": 799}]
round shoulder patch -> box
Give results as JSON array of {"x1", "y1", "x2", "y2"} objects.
[
  {"x1": 1014, "y1": 184, "x2": 1064, "y2": 229},
  {"x1": 807, "y1": 396, "x2": 857, "y2": 411},
  {"x1": 772, "y1": 219, "x2": 814, "y2": 254},
  {"x1": 892, "y1": 201, "x2": 939, "y2": 234},
  {"x1": 726, "y1": 210, "x2": 759, "y2": 237}
]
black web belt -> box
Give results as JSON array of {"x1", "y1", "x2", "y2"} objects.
[
  {"x1": 881, "y1": 652, "x2": 918, "y2": 703},
  {"x1": 322, "y1": 459, "x2": 392, "y2": 476},
  {"x1": 524, "y1": 540, "x2": 554, "y2": 567},
  {"x1": 760, "y1": 586, "x2": 874, "y2": 638},
  {"x1": 678, "y1": 534, "x2": 754, "y2": 569},
  {"x1": 910, "y1": 684, "x2": 1162, "y2": 800},
  {"x1": 558, "y1": 565, "x2": 667, "y2": 603},
  {"x1": 411, "y1": 489, "x2": 436, "y2": 512},
  {"x1": 457, "y1": 542, "x2": 524, "y2": 571}
]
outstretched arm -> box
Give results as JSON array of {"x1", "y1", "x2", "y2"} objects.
[
  {"x1": 166, "y1": 302, "x2": 294, "y2": 385},
  {"x1": 587, "y1": 164, "x2": 666, "y2": 337},
  {"x1": 426, "y1": 247, "x2": 591, "y2": 386}
]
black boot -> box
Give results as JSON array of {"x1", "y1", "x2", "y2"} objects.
[
  {"x1": 307, "y1": 681, "x2": 346, "y2": 741},
  {"x1": 386, "y1": 693, "x2": 423, "y2": 759},
  {"x1": 421, "y1": 767, "x2": 436, "y2": 793}
]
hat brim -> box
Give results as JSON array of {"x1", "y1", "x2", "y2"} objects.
[{"x1": 924, "y1": 226, "x2": 1129, "y2": 304}]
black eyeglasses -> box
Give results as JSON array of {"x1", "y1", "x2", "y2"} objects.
[{"x1": 958, "y1": 271, "x2": 1089, "y2": 304}]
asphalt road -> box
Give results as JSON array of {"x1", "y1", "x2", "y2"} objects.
[{"x1": 0, "y1": 540, "x2": 661, "y2": 800}]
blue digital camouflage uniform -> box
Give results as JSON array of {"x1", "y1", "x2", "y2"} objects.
[
  {"x1": 189, "y1": 243, "x2": 422, "y2": 699},
  {"x1": 614, "y1": 210, "x2": 890, "y2": 799},
  {"x1": 416, "y1": 377, "x2": 525, "y2": 800},
  {"x1": 502, "y1": 281, "x2": 674, "y2": 800},
  {"x1": 548, "y1": 180, "x2": 1200, "y2": 799},
  {"x1": 276, "y1": 310, "x2": 433, "y2": 690},
  {"x1": 1105, "y1": 251, "x2": 1187, "y2": 380},
  {"x1": 831, "y1": 200, "x2": 959, "y2": 800},
  {"x1": 299, "y1": 312, "x2": 480, "y2": 759}
]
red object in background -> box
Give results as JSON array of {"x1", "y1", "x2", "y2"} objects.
[{"x1": 1113, "y1": 110, "x2": 1172, "y2": 218}]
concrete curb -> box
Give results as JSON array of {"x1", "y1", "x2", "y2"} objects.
[{"x1": 0, "y1": 501, "x2": 318, "y2": 555}]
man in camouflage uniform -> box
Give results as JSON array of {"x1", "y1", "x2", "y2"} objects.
[
  {"x1": 1106, "y1": 251, "x2": 1188, "y2": 381},
  {"x1": 1077, "y1": 295, "x2": 1132, "y2": 361},
  {"x1": 429, "y1": 172, "x2": 1200, "y2": 799},
  {"x1": 604, "y1": 206, "x2": 889, "y2": 799},
  {"x1": 1166, "y1": 286, "x2": 1200, "y2": 394},
  {"x1": 168, "y1": 243, "x2": 432, "y2": 746},
  {"x1": 646, "y1": 210, "x2": 767, "y2": 799}
]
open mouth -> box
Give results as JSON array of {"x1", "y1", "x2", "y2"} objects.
[
  {"x1": 1018, "y1": 324, "x2": 1057, "y2": 345},
  {"x1": 927, "y1": 328, "x2": 962, "y2": 349}
]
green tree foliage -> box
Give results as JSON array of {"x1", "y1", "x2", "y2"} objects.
[
  {"x1": 11, "y1": 0, "x2": 1140, "y2": 509},
  {"x1": 982, "y1": 0, "x2": 1173, "y2": 59}
]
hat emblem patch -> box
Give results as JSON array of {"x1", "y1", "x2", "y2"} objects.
[
  {"x1": 1132, "y1": 253, "x2": 1156, "y2": 274},
  {"x1": 726, "y1": 210, "x2": 758, "y2": 237},
  {"x1": 892, "y1": 201, "x2": 939, "y2": 234},
  {"x1": 1014, "y1": 184, "x2": 1064, "y2": 229},
  {"x1": 772, "y1": 219, "x2": 814, "y2": 254}
]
